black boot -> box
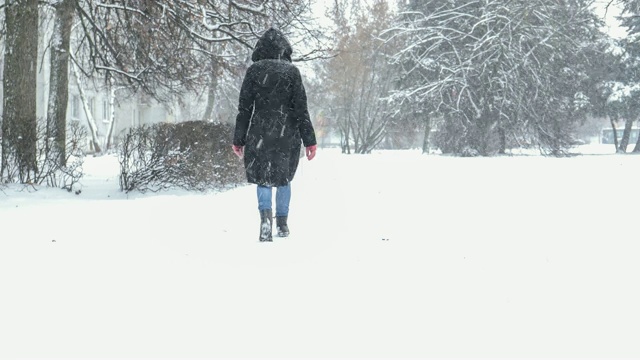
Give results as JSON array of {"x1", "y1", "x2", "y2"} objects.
[
  {"x1": 276, "y1": 216, "x2": 290, "y2": 237},
  {"x1": 259, "y1": 209, "x2": 273, "y2": 242}
]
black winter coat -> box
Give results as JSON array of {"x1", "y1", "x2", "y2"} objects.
[{"x1": 233, "y1": 28, "x2": 317, "y2": 187}]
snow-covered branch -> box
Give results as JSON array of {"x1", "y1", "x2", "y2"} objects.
[
  {"x1": 95, "y1": 65, "x2": 142, "y2": 82},
  {"x1": 229, "y1": 0, "x2": 267, "y2": 16},
  {"x1": 95, "y1": 2, "x2": 147, "y2": 17}
]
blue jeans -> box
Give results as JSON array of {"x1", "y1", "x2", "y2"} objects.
[{"x1": 257, "y1": 184, "x2": 291, "y2": 217}]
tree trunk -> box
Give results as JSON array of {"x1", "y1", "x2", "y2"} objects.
[
  {"x1": 46, "y1": 0, "x2": 74, "y2": 166},
  {"x1": 422, "y1": 113, "x2": 431, "y2": 154},
  {"x1": 618, "y1": 118, "x2": 634, "y2": 153},
  {"x1": 610, "y1": 117, "x2": 619, "y2": 152},
  {"x1": 340, "y1": 116, "x2": 351, "y2": 154},
  {"x1": 633, "y1": 126, "x2": 640, "y2": 153},
  {"x1": 341, "y1": 127, "x2": 351, "y2": 154},
  {"x1": 2, "y1": 0, "x2": 39, "y2": 183},
  {"x1": 203, "y1": 56, "x2": 219, "y2": 121},
  {"x1": 105, "y1": 83, "x2": 117, "y2": 151},
  {"x1": 203, "y1": 83, "x2": 217, "y2": 121},
  {"x1": 71, "y1": 61, "x2": 102, "y2": 153},
  {"x1": 498, "y1": 127, "x2": 506, "y2": 154},
  {"x1": 477, "y1": 113, "x2": 495, "y2": 156}
]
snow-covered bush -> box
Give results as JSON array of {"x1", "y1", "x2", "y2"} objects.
[
  {"x1": 36, "y1": 121, "x2": 85, "y2": 191},
  {"x1": 118, "y1": 121, "x2": 245, "y2": 193},
  {"x1": 0, "y1": 118, "x2": 84, "y2": 191}
]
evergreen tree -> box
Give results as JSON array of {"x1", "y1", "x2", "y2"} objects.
[{"x1": 618, "y1": 0, "x2": 640, "y2": 152}]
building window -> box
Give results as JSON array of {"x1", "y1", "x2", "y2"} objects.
[
  {"x1": 71, "y1": 95, "x2": 80, "y2": 119},
  {"x1": 88, "y1": 97, "x2": 95, "y2": 118},
  {"x1": 102, "y1": 100, "x2": 110, "y2": 122},
  {"x1": 131, "y1": 108, "x2": 139, "y2": 127}
]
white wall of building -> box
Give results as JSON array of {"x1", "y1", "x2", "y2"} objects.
[{"x1": 1, "y1": 9, "x2": 205, "y2": 152}]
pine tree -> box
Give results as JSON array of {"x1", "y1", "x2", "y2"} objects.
[{"x1": 619, "y1": 0, "x2": 640, "y2": 152}]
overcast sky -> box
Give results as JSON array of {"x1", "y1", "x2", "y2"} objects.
[
  {"x1": 593, "y1": 0, "x2": 627, "y2": 39},
  {"x1": 309, "y1": 0, "x2": 628, "y2": 39}
]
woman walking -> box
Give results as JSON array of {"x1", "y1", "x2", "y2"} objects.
[{"x1": 232, "y1": 28, "x2": 317, "y2": 242}]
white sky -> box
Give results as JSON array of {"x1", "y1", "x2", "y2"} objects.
[
  {"x1": 593, "y1": 0, "x2": 627, "y2": 39},
  {"x1": 311, "y1": 0, "x2": 629, "y2": 39}
]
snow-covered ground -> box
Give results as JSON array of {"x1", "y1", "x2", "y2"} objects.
[{"x1": 1, "y1": 144, "x2": 639, "y2": 358}]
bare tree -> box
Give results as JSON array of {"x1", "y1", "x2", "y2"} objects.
[
  {"x1": 72, "y1": 0, "x2": 327, "y2": 102},
  {"x1": 325, "y1": 0, "x2": 398, "y2": 154},
  {"x1": 385, "y1": 0, "x2": 607, "y2": 156},
  {"x1": 70, "y1": 0, "x2": 328, "y2": 146},
  {"x1": 2, "y1": 0, "x2": 330, "y2": 184},
  {"x1": 198, "y1": 0, "x2": 330, "y2": 122}
]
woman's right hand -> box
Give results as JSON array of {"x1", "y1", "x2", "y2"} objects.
[
  {"x1": 232, "y1": 145, "x2": 244, "y2": 159},
  {"x1": 305, "y1": 145, "x2": 317, "y2": 161}
]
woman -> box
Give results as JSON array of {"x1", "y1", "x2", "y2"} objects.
[{"x1": 232, "y1": 28, "x2": 317, "y2": 242}]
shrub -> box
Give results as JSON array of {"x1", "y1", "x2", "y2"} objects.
[
  {"x1": 0, "y1": 118, "x2": 84, "y2": 191},
  {"x1": 118, "y1": 120, "x2": 245, "y2": 192},
  {"x1": 37, "y1": 120, "x2": 85, "y2": 191}
]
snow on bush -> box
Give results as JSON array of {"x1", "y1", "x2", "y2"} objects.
[
  {"x1": 0, "y1": 119, "x2": 84, "y2": 191},
  {"x1": 117, "y1": 120, "x2": 245, "y2": 192}
]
